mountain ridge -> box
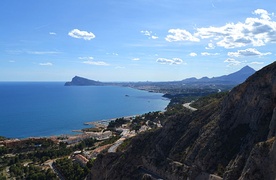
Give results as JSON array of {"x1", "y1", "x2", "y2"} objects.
[
  {"x1": 181, "y1": 65, "x2": 255, "y2": 84},
  {"x1": 64, "y1": 66, "x2": 255, "y2": 86}
]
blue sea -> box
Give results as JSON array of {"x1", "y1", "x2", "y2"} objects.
[{"x1": 0, "y1": 82, "x2": 169, "y2": 138}]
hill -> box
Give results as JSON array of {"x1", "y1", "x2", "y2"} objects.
[
  {"x1": 88, "y1": 62, "x2": 276, "y2": 179},
  {"x1": 64, "y1": 76, "x2": 103, "y2": 86},
  {"x1": 182, "y1": 65, "x2": 256, "y2": 84}
]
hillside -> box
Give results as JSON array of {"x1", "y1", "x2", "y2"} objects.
[{"x1": 88, "y1": 62, "x2": 276, "y2": 179}]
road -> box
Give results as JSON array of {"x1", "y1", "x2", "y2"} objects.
[
  {"x1": 183, "y1": 102, "x2": 197, "y2": 111},
  {"x1": 44, "y1": 159, "x2": 65, "y2": 180},
  {"x1": 138, "y1": 166, "x2": 164, "y2": 180},
  {"x1": 108, "y1": 139, "x2": 124, "y2": 153},
  {"x1": 108, "y1": 128, "x2": 134, "y2": 153}
]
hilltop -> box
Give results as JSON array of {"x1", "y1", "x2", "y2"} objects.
[{"x1": 88, "y1": 62, "x2": 276, "y2": 179}]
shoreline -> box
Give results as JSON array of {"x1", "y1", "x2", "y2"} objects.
[
  {"x1": 83, "y1": 115, "x2": 138, "y2": 127},
  {"x1": 0, "y1": 113, "x2": 147, "y2": 142}
]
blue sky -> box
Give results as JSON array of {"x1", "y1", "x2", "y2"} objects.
[{"x1": 0, "y1": 0, "x2": 276, "y2": 81}]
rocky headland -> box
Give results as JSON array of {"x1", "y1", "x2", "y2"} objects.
[{"x1": 65, "y1": 76, "x2": 103, "y2": 86}]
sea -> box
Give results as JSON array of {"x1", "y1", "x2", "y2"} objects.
[{"x1": 0, "y1": 82, "x2": 169, "y2": 139}]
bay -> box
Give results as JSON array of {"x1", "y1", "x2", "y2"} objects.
[{"x1": 0, "y1": 82, "x2": 169, "y2": 138}]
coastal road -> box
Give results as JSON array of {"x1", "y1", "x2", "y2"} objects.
[
  {"x1": 108, "y1": 128, "x2": 131, "y2": 153},
  {"x1": 108, "y1": 139, "x2": 124, "y2": 153},
  {"x1": 183, "y1": 102, "x2": 197, "y2": 111}
]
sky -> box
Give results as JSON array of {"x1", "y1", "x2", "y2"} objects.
[{"x1": 0, "y1": 0, "x2": 276, "y2": 82}]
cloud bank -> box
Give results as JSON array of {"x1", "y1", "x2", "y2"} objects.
[
  {"x1": 166, "y1": 9, "x2": 276, "y2": 49},
  {"x1": 224, "y1": 58, "x2": 241, "y2": 66},
  {"x1": 228, "y1": 48, "x2": 271, "y2": 57}
]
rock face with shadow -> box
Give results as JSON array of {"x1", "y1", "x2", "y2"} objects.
[{"x1": 88, "y1": 62, "x2": 276, "y2": 180}]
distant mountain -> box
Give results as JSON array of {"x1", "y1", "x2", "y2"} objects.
[
  {"x1": 88, "y1": 62, "x2": 276, "y2": 179},
  {"x1": 65, "y1": 66, "x2": 255, "y2": 87},
  {"x1": 182, "y1": 65, "x2": 256, "y2": 84},
  {"x1": 64, "y1": 76, "x2": 103, "y2": 86}
]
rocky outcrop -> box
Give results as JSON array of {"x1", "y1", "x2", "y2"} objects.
[
  {"x1": 239, "y1": 137, "x2": 275, "y2": 180},
  {"x1": 64, "y1": 76, "x2": 103, "y2": 86},
  {"x1": 88, "y1": 62, "x2": 276, "y2": 179}
]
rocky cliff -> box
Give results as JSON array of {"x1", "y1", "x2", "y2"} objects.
[{"x1": 88, "y1": 62, "x2": 276, "y2": 180}]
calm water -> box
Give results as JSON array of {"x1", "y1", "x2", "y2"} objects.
[{"x1": 0, "y1": 82, "x2": 169, "y2": 138}]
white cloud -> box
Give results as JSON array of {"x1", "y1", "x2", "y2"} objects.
[
  {"x1": 228, "y1": 48, "x2": 271, "y2": 57},
  {"x1": 79, "y1": 56, "x2": 94, "y2": 60},
  {"x1": 253, "y1": 9, "x2": 271, "y2": 20},
  {"x1": 9, "y1": 60, "x2": 15, "y2": 63},
  {"x1": 189, "y1": 52, "x2": 197, "y2": 57},
  {"x1": 132, "y1": 58, "x2": 140, "y2": 61},
  {"x1": 141, "y1": 30, "x2": 159, "y2": 39},
  {"x1": 205, "y1": 42, "x2": 215, "y2": 49},
  {"x1": 156, "y1": 57, "x2": 183, "y2": 65},
  {"x1": 106, "y1": 52, "x2": 119, "y2": 56},
  {"x1": 224, "y1": 58, "x2": 241, "y2": 66},
  {"x1": 194, "y1": 9, "x2": 276, "y2": 48},
  {"x1": 201, "y1": 52, "x2": 219, "y2": 56},
  {"x1": 39, "y1": 62, "x2": 53, "y2": 66},
  {"x1": 27, "y1": 51, "x2": 60, "y2": 55},
  {"x1": 68, "y1": 29, "x2": 95, "y2": 40},
  {"x1": 49, "y1": 32, "x2": 56, "y2": 35},
  {"x1": 82, "y1": 60, "x2": 109, "y2": 66},
  {"x1": 141, "y1": 30, "x2": 151, "y2": 36},
  {"x1": 250, "y1": 61, "x2": 264, "y2": 65},
  {"x1": 165, "y1": 29, "x2": 200, "y2": 42},
  {"x1": 79, "y1": 56, "x2": 109, "y2": 66}
]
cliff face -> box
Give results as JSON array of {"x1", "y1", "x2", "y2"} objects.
[{"x1": 88, "y1": 62, "x2": 276, "y2": 180}]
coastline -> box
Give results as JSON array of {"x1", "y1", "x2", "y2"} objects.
[
  {"x1": 0, "y1": 111, "x2": 165, "y2": 141},
  {"x1": 83, "y1": 115, "x2": 138, "y2": 127},
  {"x1": 0, "y1": 83, "x2": 169, "y2": 140}
]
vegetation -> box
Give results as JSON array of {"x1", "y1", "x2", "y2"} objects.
[
  {"x1": 117, "y1": 138, "x2": 132, "y2": 152},
  {"x1": 107, "y1": 117, "x2": 128, "y2": 129},
  {"x1": 191, "y1": 91, "x2": 228, "y2": 109},
  {"x1": 0, "y1": 137, "x2": 98, "y2": 179},
  {"x1": 82, "y1": 127, "x2": 102, "y2": 132},
  {"x1": 100, "y1": 135, "x2": 120, "y2": 146},
  {"x1": 54, "y1": 158, "x2": 89, "y2": 180},
  {"x1": 9, "y1": 163, "x2": 58, "y2": 179}
]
